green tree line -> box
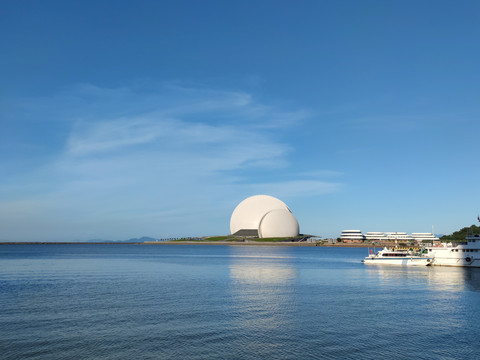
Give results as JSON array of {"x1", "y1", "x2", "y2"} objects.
[{"x1": 440, "y1": 224, "x2": 480, "y2": 241}]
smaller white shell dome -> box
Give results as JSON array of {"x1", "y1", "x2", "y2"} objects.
[{"x1": 258, "y1": 209, "x2": 299, "y2": 238}]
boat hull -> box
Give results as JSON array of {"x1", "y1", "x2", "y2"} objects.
[
  {"x1": 426, "y1": 238, "x2": 480, "y2": 267},
  {"x1": 363, "y1": 257, "x2": 432, "y2": 266},
  {"x1": 429, "y1": 254, "x2": 480, "y2": 267}
]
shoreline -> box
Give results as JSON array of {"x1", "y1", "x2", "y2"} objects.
[
  {"x1": 144, "y1": 241, "x2": 382, "y2": 247},
  {"x1": 0, "y1": 241, "x2": 385, "y2": 248}
]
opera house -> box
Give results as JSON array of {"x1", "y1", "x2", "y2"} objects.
[{"x1": 230, "y1": 195, "x2": 299, "y2": 238}]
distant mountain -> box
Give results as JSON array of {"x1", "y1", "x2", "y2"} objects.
[
  {"x1": 121, "y1": 237, "x2": 157, "y2": 243},
  {"x1": 87, "y1": 236, "x2": 157, "y2": 243}
]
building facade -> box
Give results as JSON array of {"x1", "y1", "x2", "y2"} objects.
[
  {"x1": 341, "y1": 230, "x2": 439, "y2": 243},
  {"x1": 340, "y1": 230, "x2": 365, "y2": 243}
]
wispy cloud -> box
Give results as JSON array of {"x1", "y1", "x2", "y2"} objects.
[
  {"x1": 0, "y1": 83, "x2": 341, "y2": 241},
  {"x1": 67, "y1": 118, "x2": 164, "y2": 155}
]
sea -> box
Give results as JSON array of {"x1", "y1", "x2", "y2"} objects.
[{"x1": 1, "y1": 244, "x2": 479, "y2": 360}]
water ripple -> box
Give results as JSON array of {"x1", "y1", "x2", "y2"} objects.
[{"x1": 1, "y1": 245, "x2": 480, "y2": 359}]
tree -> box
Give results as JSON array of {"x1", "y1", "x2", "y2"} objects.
[{"x1": 440, "y1": 225, "x2": 480, "y2": 242}]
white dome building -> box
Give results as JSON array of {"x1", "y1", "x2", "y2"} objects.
[{"x1": 230, "y1": 195, "x2": 299, "y2": 238}]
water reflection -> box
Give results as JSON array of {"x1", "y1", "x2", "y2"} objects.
[
  {"x1": 229, "y1": 246, "x2": 297, "y2": 285},
  {"x1": 227, "y1": 246, "x2": 298, "y2": 355},
  {"x1": 365, "y1": 265, "x2": 480, "y2": 292},
  {"x1": 463, "y1": 268, "x2": 480, "y2": 291},
  {"x1": 228, "y1": 246, "x2": 297, "y2": 286},
  {"x1": 427, "y1": 267, "x2": 480, "y2": 292}
]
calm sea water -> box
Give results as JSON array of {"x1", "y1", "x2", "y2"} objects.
[{"x1": 1, "y1": 244, "x2": 479, "y2": 359}]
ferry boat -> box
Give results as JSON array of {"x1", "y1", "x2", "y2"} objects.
[
  {"x1": 363, "y1": 247, "x2": 433, "y2": 266},
  {"x1": 426, "y1": 233, "x2": 480, "y2": 267}
]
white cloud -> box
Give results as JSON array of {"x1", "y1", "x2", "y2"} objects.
[
  {"x1": 67, "y1": 118, "x2": 165, "y2": 155},
  {"x1": 0, "y1": 83, "x2": 341, "y2": 241}
]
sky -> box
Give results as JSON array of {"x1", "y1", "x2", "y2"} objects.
[{"x1": 1, "y1": 0, "x2": 479, "y2": 241}]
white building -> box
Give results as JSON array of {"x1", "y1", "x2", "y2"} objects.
[
  {"x1": 411, "y1": 233, "x2": 439, "y2": 242},
  {"x1": 340, "y1": 230, "x2": 365, "y2": 242},
  {"x1": 364, "y1": 232, "x2": 386, "y2": 241},
  {"x1": 230, "y1": 195, "x2": 299, "y2": 238},
  {"x1": 341, "y1": 230, "x2": 438, "y2": 243},
  {"x1": 384, "y1": 232, "x2": 413, "y2": 242}
]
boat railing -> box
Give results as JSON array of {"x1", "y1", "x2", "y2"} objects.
[{"x1": 444, "y1": 242, "x2": 467, "y2": 247}]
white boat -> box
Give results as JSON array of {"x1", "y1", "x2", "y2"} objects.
[
  {"x1": 426, "y1": 233, "x2": 480, "y2": 267},
  {"x1": 363, "y1": 247, "x2": 433, "y2": 266}
]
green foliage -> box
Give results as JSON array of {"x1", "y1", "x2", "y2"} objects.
[
  {"x1": 203, "y1": 236, "x2": 237, "y2": 241},
  {"x1": 173, "y1": 236, "x2": 237, "y2": 241},
  {"x1": 440, "y1": 224, "x2": 480, "y2": 242},
  {"x1": 252, "y1": 236, "x2": 303, "y2": 242},
  {"x1": 174, "y1": 235, "x2": 308, "y2": 243},
  {"x1": 203, "y1": 236, "x2": 305, "y2": 242}
]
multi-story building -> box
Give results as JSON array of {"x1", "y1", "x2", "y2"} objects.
[
  {"x1": 340, "y1": 230, "x2": 438, "y2": 244},
  {"x1": 384, "y1": 232, "x2": 413, "y2": 242},
  {"x1": 411, "y1": 233, "x2": 439, "y2": 243},
  {"x1": 364, "y1": 232, "x2": 387, "y2": 241},
  {"x1": 340, "y1": 230, "x2": 365, "y2": 243}
]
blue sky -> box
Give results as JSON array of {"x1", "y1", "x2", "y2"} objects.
[{"x1": 1, "y1": 0, "x2": 479, "y2": 241}]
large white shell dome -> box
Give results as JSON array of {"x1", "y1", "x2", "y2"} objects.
[{"x1": 230, "y1": 195, "x2": 299, "y2": 238}]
